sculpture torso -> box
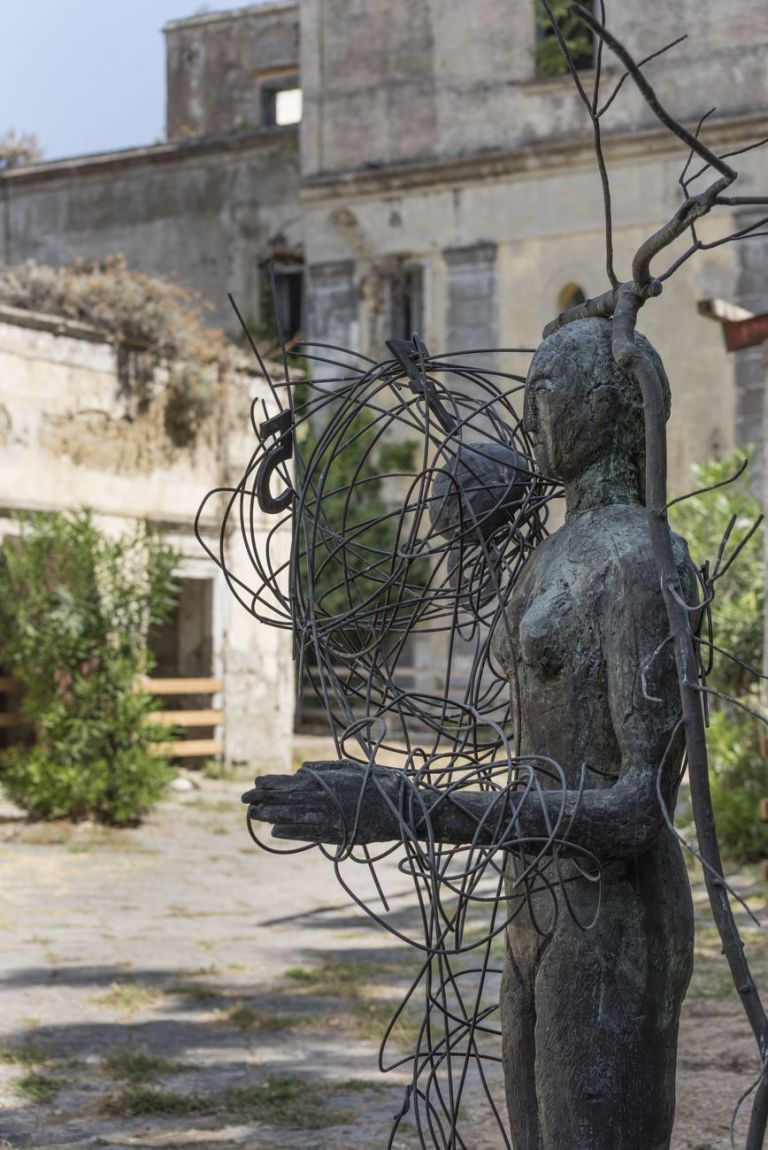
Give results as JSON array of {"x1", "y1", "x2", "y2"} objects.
[
  {"x1": 492, "y1": 500, "x2": 696, "y2": 1150},
  {"x1": 497, "y1": 502, "x2": 688, "y2": 789}
]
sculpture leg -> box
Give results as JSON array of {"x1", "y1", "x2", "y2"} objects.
[
  {"x1": 530, "y1": 873, "x2": 693, "y2": 1150},
  {"x1": 500, "y1": 937, "x2": 543, "y2": 1150}
]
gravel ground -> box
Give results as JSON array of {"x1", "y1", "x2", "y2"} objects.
[{"x1": 0, "y1": 749, "x2": 766, "y2": 1150}]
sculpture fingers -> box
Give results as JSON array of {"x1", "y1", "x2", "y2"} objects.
[
  {"x1": 298, "y1": 759, "x2": 357, "y2": 774},
  {"x1": 249, "y1": 802, "x2": 334, "y2": 827},
  {"x1": 241, "y1": 774, "x2": 313, "y2": 804},
  {"x1": 271, "y1": 821, "x2": 345, "y2": 844}
]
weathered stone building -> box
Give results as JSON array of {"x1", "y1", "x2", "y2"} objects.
[
  {"x1": 2, "y1": 0, "x2": 767, "y2": 487},
  {"x1": 0, "y1": 3, "x2": 303, "y2": 333},
  {"x1": 1, "y1": 0, "x2": 767, "y2": 743}
]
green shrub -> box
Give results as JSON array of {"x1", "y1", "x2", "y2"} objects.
[
  {"x1": 0, "y1": 511, "x2": 177, "y2": 824},
  {"x1": 295, "y1": 405, "x2": 427, "y2": 623},
  {"x1": 706, "y1": 711, "x2": 768, "y2": 863},
  {"x1": 534, "y1": 1, "x2": 594, "y2": 80},
  {"x1": 670, "y1": 454, "x2": 766, "y2": 862}
]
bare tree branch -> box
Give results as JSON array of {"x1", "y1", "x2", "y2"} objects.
[
  {"x1": 597, "y1": 34, "x2": 688, "y2": 118},
  {"x1": 539, "y1": 0, "x2": 618, "y2": 285},
  {"x1": 538, "y1": 8, "x2": 768, "y2": 1143},
  {"x1": 572, "y1": 4, "x2": 736, "y2": 180}
]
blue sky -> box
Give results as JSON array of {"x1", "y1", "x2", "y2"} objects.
[{"x1": 0, "y1": 2, "x2": 266, "y2": 162}]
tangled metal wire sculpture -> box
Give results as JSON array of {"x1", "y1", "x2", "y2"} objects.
[
  {"x1": 196, "y1": 2, "x2": 768, "y2": 1147},
  {"x1": 197, "y1": 323, "x2": 587, "y2": 1147}
]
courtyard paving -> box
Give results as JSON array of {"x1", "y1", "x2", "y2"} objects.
[{"x1": 0, "y1": 747, "x2": 766, "y2": 1149}]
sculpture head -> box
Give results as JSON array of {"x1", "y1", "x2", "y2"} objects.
[{"x1": 524, "y1": 318, "x2": 670, "y2": 503}]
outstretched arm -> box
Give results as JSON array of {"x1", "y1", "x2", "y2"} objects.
[
  {"x1": 246, "y1": 543, "x2": 695, "y2": 857},
  {"x1": 244, "y1": 736, "x2": 677, "y2": 857}
]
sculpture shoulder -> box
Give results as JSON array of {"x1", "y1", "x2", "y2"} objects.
[
  {"x1": 516, "y1": 504, "x2": 697, "y2": 602},
  {"x1": 571, "y1": 505, "x2": 699, "y2": 608},
  {"x1": 586, "y1": 504, "x2": 696, "y2": 587}
]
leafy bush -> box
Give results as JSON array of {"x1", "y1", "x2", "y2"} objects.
[
  {"x1": 0, "y1": 511, "x2": 177, "y2": 824},
  {"x1": 670, "y1": 454, "x2": 767, "y2": 862},
  {"x1": 0, "y1": 129, "x2": 43, "y2": 170},
  {"x1": 706, "y1": 711, "x2": 768, "y2": 863},
  {"x1": 296, "y1": 407, "x2": 426, "y2": 622},
  {"x1": 0, "y1": 255, "x2": 216, "y2": 360}
]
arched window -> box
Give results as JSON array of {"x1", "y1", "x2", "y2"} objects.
[{"x1": 557, "y1": 283, "x2": 587, "y2": 312}]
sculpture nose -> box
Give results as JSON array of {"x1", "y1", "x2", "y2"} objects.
[{"x1": 523, "y1": 395, "x2": 538, "y2": 438}]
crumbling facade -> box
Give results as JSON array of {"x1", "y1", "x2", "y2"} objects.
[
  {"x1": 0, "y1": 304, "x2": 293, "y2": 772},
  {"x1": 3, "y1": 1, "x2": 767, "y2": 488},
  {"x1": 3, "y1": 1, "x2": 767, "y2": 482},
  {"x1": 1, "y1": 0, "x2": 767, "y2": 744}
]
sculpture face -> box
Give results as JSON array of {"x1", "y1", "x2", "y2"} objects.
[
  {"x1": 523, "y1": 318, "x2": 667, "y2": 493},
  {"x1": 524, "y1": 338, "x2": 599, "y2": 484},
  {"x1": 524, "y1": 372, "x2": 566, "y2": 480}
]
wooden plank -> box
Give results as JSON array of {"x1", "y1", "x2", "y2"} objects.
[
  {"x1": 140, "y1": 677, "x2": 223, "y2": 695},
  {"x1": 723, "y1": 312, "x2": 768, "y2": 352},
  {"x1": 0, "y1": 712, "x2": 28, "y2": 728},
  {"x1": 153, "y1": 710, "x2": 224, "y2": 728},
  {"x1": 0, "y1": 677, "x2": 22, "y2": 693},
  {"x1": 151, "y1": 738, "x2": 224, "y2": 758}
]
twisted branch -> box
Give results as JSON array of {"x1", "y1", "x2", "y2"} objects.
[{"x1": 538, "y1": 3, "x2": 768, "y2": 1143}]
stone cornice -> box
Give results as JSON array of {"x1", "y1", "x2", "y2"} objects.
[
  {"x1": 0, "y1": 304, "x2": 109, "y2": 343},
  {"x1": 300, "y1": 111, "x2": 768, "y2": 203},
  {"x1": 0, "y1": 125, "x2": 299, "y2": 186},
  {"x1": 163, "y1": 0, "x2": 297, "y2": 34}
]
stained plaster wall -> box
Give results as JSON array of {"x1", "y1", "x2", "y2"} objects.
[
  {"x1": 300, "y1": 0, "x2": 768, "y2": 180},
  {"x1": 0, "y1": 130, "x2": 301, "y2": 332},
  {"x1": 165, "y1": 1, "x2": 299, "y2": 140},
  {"x1": 1, "y1": 0, "x2": 766, "y2": 709},
  {"x1": 0, "y1": 308, "x2": 292, "y2": 772},
  {"x1": 302, "y1": 122, "x2": 768, "y2": 495},
  {"x1": 299, "y1": 0, "x2": 768, "y2": 477}
]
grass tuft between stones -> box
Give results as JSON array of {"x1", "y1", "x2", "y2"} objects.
[
  {"x1": 103, "y1": 1047, "x2": 183, "y2": 1084},
  {"x1": 92, "y1": 980, "x2": 161, "y2": 1013},
  {"x1": 283, "y1": 958, "x2": 424, "y2": 1045},
  {"x1": 225, "y1": 1003, "x2": 299, "y2": 1032},
  {"x1": 100, "y1": 1073, "x2": 351, "y2": 1126},
  {"x1": 0, "y1": 1042, "x2": 51, "y2": 1067},
  {"x1": 16, "y1": 1071, "x2": 60, "y2": 1104}
]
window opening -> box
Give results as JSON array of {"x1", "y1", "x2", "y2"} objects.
[
  {"x1": 535, "y1": 1, "x2": 595, "y2": 79},
  {"x1": 558, "y1": 282, "x2": 587, "y2": 311},
  {"x1": 388, "y1": 264, "x2": 424, "y2": 341},
  {"x1": 149, "y1": 577, "x2": 213, "y2": 680},
  {"x1": 261, "y1": 263, "x2": 304, "y2": 342},
  {"x1": 261, "y1": 80, "x2": 302, "y2": 127}
]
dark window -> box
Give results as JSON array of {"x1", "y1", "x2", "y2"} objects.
[
  {"x1": 262, "y1": 264, "x2": 304, "y2": 341},
  {"x1": 558, "y1": 282, "x2": 587, "y2": 311},
  {"x1": 388, "y1": 264, "x2": 424, "y2": 341},
  {"x1": 534, "y1": 1, "x2": 595, "y2": 79},
  {"x1": 261, "y1": 80, "x2": 302, "y2": 127},
  {"x1": 149, "y1": 578, "x2": 213, "y2": 680}
]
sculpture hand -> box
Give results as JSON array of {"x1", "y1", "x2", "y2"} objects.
[{"x1": 242, "y1": 760, "x2": 404, "y2": 844}]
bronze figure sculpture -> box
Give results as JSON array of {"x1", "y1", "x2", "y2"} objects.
[{"x1": 248, "y1": 319, "x2": 697, "y2": 1148}]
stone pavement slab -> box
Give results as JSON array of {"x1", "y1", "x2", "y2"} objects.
[{"x1": 0, "y1": 763, "x2": 766, "y2": 1149}]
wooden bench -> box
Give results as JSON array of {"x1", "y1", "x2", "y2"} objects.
[{"x1": 141, "y1": 676, "x2": 225, "y2": 760}]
